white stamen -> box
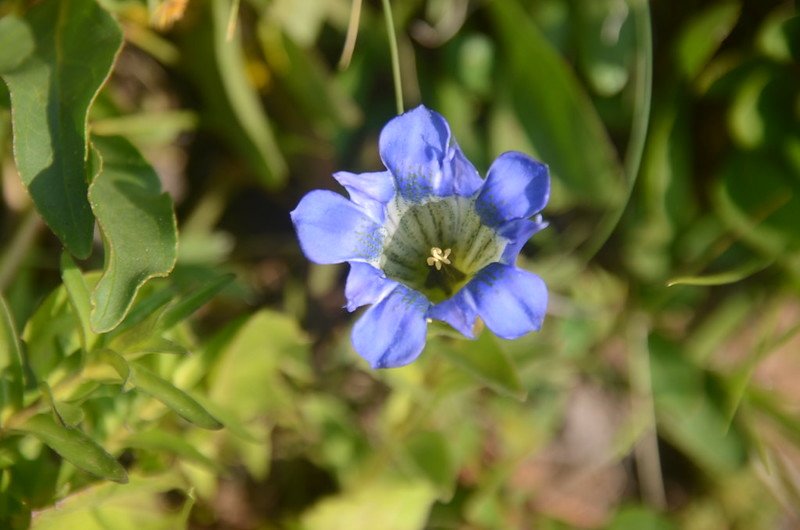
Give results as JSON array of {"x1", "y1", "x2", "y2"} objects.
[{"x1": 426, "y1": 247, "x2": 451, "y2": 270}]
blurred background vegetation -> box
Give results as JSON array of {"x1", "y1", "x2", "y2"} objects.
[{"x1": 1, "y1": 0, "x2": 800, "y2": 528}]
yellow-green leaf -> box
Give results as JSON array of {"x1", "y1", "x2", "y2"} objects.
[
  {"x1": 130, "y1": 362, "x2": 223, "y2": 430},
  {"x1": 15, "y1": 413, "x2": 127, "y2": 483}
]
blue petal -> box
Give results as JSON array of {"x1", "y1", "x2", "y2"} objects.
[
  {"x1": 379, "y1": 105, "x2": 482, "y2": 202},
  {"x1": 463, "y1": 263, "x2": 547, "y2": 339},
  {"x1": 476, "y1": 152, "x2": 550, "y2": 226},
  {"x1": 333, "y1": 171, "x2": 395, "y2": 223},
  {"x1": 344, "y1": 262, "x2": 397, "y2": 312},
  {"x1": 290, "y1": 190, "x2": 384, "y2": 264},
  {"x1": 498, "y1": 216, "x2": 548, "y2": 264},
  {"x1": 429, "y1": 293, "x2": 478, "y2": 338},
  {"x1": 351, "y1": 286, "x2": 430, "y2": 368}
]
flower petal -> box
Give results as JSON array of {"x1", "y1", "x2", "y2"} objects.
[
  {"x1": 351, "y1": 286, "x2": 430, "y2": 369},
  {"x1": 463, "y1": 263, "x2": 547, "y2": 339},
  {"x1": 379, "y1": 105, "x2": 482, "y2": 202},
  {"x1": 476, "y1": 151, "x2": 550, "y2": 226},
  {"x1": 344, "y1": 262, "x2": 397, "y2": 312},
  {"x1": 498, "y1": 216, "x2": 548, "y2": 264},
  {"x1": 429, "y1": 292, "x2": 478, "y2": 338},
  {"x1": 290, "y1": 190, "x2": 384, "y2": 264},
  {"x1": 333, "y1": 171, "x2": 395, "y2": 223}
]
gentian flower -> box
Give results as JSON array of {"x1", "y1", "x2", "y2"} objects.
[{"x1": 291, "y1": 105, "x2": 549, "y2": 369}]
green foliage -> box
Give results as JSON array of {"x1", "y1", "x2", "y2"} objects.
[{"x1": 0, "y1": 0, "x2": 799, "y2": 528}]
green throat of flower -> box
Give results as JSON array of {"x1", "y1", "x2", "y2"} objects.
[{"x1": 380, "y1": 196, "x2": 507, "y2": 303}]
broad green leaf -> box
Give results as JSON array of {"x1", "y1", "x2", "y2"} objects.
[
  {"x1": 158, "y1": 273, "x2": 235, "y2": 331},
  {"x1": 0, "y1": 295, "x2": 25, "y2": 415},
  {"x1": 30, "y1": 473, "x2": 188, "y2": 530},
  {"x1": 179, "y1": 0, "x2": 287, "y2": 188},
  {"x1": 0, "y1": 0, "x2": 123, "y2": 258},
  {"x1": 0, "y1": 15, "x2": 34, "y2": 73},
  {"x1": 436, "y1": 332, "x2": 525, "y2": 400},
  {"x1": 60, "y1": 252, "x2": 99, "y2": 352},
  {"x1": 489, "y1": 0, "x2": 625, "y2": 206},
  {"x1": 88, "y1": 135, "x2": 178, "y2": 333},
  {"x1": 130, "y1": 362, "x2": 223, "y2": 430},
  {"x1": 15, "y1": 413, "x2": 127, "y2": 483},
  {"x1": 676, "y1": 2, "x2": 741, "y2": 80},
  {"x1": 757, "y1": 10, "x2": 800, "y2": 62},
  {"x1": 300, "y1": 478, "x2": 437, "y2": 530}
]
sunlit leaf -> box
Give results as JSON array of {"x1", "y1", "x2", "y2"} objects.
[
  {"x1": 0, "y1": 0, "x2": 123, "y2": 258},
  {"x1": 15, "y1": 413, "x2": 127, "y2": 483},
  {"x1": 130, "y1": 362, "x2": 223, "y2": 430},
  {"x1": 29, "y1": 473, "x2": 188, "y2": 530},
  {"x1": 300, "y1": 479, "x2": 437, "y2": 530},
  {"x1": 88, "y1": 135, "x2": 178, "y2": 333}
]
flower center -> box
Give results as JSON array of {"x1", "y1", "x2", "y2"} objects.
[{"x1": 380, "y1": 196, "x2": 507, "y2": 303}]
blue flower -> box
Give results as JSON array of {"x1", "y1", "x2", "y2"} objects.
[{"x1": 291, "y1": 105, "x2": 549, "y2": 369}]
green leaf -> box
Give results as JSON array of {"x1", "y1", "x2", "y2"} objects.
[
  {"x1": 39, "y1": 381, "x2": 85, "y2": 427},
  {"x1": 404, "y1": 430, "x2": 456, "y2": 501},
  {"x1": 0, "y1": 0, "x2": 123, "y2": 258},
  {"x1": 130, "y1": 362, "x2": 223, "y2": 430},
  {"x1": 29, "y1": 473, "x2": 189, "y2": 530},
  {"x1": 22, "y1": 284, "x2": 81, "y2": 380},
  {"x1": 0, "y1": 15, "x2": 34, "y2": 73},
  {"x1": 666, "y1": 258, "x2": 773, "y2": 287},
  {"x1": 60, "y1": 252, "x2": 99, "y2": 352},
  {"x1": 15, "y1": 413, "x2": 127, "y2": 483},
  {"x1": 676, "y1": 1, "x2": 741, "y2": 80},
  {"x1": 300, "y1": 478, "x2": 437, "y2": 530},
  {"x1": 158, "y1": 273, "x2": 235, "y2": 331},
  {"x1": 436, "y1": 332, "x2": 526, "y2": 400},
  {"x1": 179, "y1": 0, "x2": 287, "y2": 188},
  {"x1": 123, "y1": 429, "x2": 220, "y2": 471},
  {"x1": 0, "y1": 295, "x2": 25, "y2": 415},
  {"x1": 489, "y1": 0, "x2": 625, "y2": 207},
  {"x1": 649, "y1": 336, "x2": 747, "y2": 474},
  {"x1": 209, "y1": 310, "x2": 310, "y2": 423},
  {"x1": 575, "y1": 0, "x2": 635, "y2": 96},
  {"x1": 88, "y1": 135, "x2": 178, "y2": 333}
]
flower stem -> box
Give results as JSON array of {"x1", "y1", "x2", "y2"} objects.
[{"x1": 381, "y1": 0, "x2": 404, "y2": 115}]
